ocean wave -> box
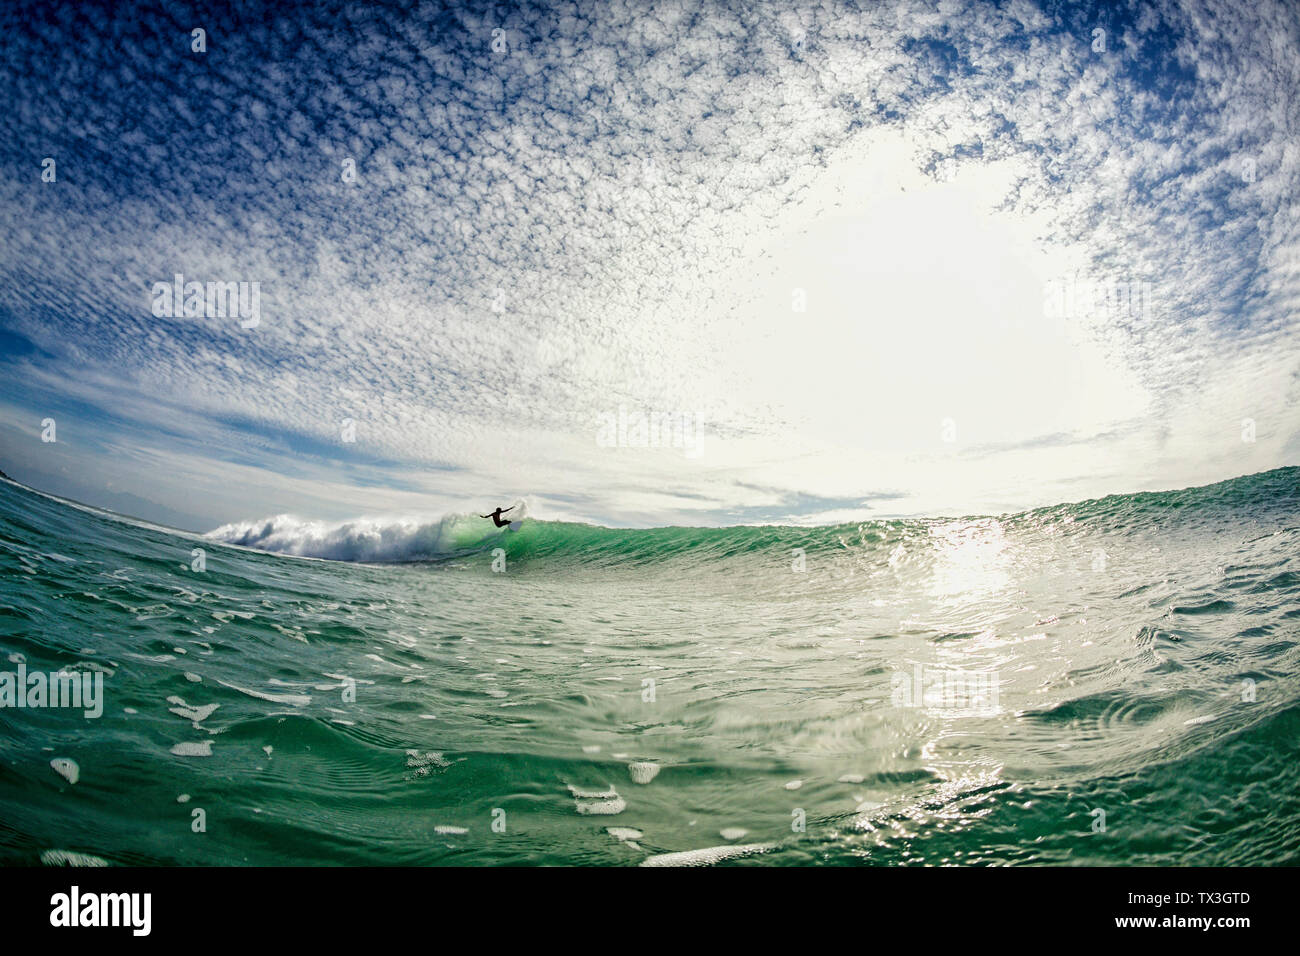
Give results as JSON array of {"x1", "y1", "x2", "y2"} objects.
[{"x1": 199, "y1": 468, "x2": 1300, "y2": 569}]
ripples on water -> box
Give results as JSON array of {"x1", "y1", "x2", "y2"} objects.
[{"x1": 0, "y1": 470, "x2": 1298, "y2": 866}]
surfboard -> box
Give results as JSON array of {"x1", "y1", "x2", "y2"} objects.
[{"x1": 509, "y1": 520, "x2": 522, "y2": 531}]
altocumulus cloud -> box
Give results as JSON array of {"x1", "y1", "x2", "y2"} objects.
[{"x1": 0, "y1": 0, "x2": 1297, "y2": 531}]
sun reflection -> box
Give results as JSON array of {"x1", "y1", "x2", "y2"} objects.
[{"x1": 927, "y1": 518, "x2": 1011, "y2": 602}]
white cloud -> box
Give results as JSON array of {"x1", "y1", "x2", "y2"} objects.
[{"x1": 1, "y1": 0, "x2": 1297, "y2": 529}]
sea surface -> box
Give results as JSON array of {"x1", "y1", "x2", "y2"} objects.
[{"x1": 1, "y1": 469, "x2": 1298, "y2": 866}]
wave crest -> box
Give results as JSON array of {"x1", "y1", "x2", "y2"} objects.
[{"x1": 206, "y1": 500, "x2": 529, "y2": 562}]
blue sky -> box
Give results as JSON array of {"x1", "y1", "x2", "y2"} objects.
[{"x1": 1, "y1": 0, "x2": 1297, "y2": 533}]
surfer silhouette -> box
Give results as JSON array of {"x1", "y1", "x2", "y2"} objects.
[{"x1": 480, "y1": 506, "x2": 515, "y2": 528}]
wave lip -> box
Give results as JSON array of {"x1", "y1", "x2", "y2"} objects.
[{"x1": 206, "y1": 500, "x2": 528, "y2": 562}]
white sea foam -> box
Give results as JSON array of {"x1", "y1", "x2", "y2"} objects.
[
  {"x1": 167, "y1": 696, "x2": 219, "y2": 723},
  {"x1": 206, "y1": 499, "x2": 532, "y2": 562},
  {"x1": 41, "y1": 849, "x2": 109, "y2": 867},
  {"x1": 628, "y1": 761, "x2": 660, "y2": 784},
  {"x1": 568, "y1": 782, "x2": 626, "y2": 815},
  {"x1": 567, "y1": 784, "x2": 617, "y2": 799},
  {"x1": 641, "y1": 843, "x2": 775, "y2": 867},
  {"x1": 216, "y1": 679, "x2": 310, "y2": 706},
  {"x1": 406, "y1": 750, "x2": 451, "y2": 777},
  {"x1": 575, "y1": 796, "x2": 627, "y2": 815},
  {"x1": 171, "y1": 741, "x2": 212, "y2": 757}
]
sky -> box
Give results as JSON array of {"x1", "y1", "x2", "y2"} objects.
[{"x1": 1, "y1": 0, "x2": 1297, "y2": 532}]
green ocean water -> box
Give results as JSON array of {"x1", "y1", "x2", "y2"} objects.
[{"x1": 1, "y1": 469, "x2": 1298, "y2": 866}]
